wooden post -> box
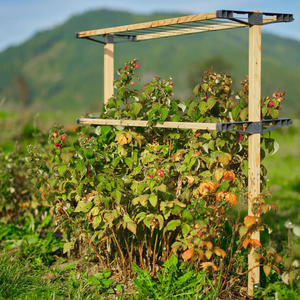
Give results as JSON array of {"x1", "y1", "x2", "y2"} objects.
[
  {"x1": 104, "y1": 42, "x2": 114, "y2": 104},
  {"x1": 248, "y1": 22, "x2": 261, "y2": 296}
]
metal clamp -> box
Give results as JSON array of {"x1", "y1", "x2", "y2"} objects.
[{"x1": 216, "y1": 118, "x2": 292, "y2": 134}]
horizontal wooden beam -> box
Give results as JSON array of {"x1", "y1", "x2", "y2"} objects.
[
  {"x1": 136, "y1": 22, "x2": 247, "y2": 41},
  {"x1": 77, "y1": 12, "x2": 217, "y2": 38},
  {"x1": 77, "y1": 118, "x2": 217, "y2": 131},
  {"x1": 136, "y1": 17, "x2": 276, "y2": 41}
]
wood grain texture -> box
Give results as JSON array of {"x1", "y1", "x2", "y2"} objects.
[
  {"x1": 248, "y1": 23, "x2": 261, "y2": 296},
  {"x1": 104, "y1": 43, "x2": 114, "y2": 104},
  {"x1": 77, "y1": 118, "x2": 217, "y2": 130}
]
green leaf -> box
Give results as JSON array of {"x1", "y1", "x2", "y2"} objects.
[
  {"x1": 207, "y1": 97, "x2": 217, "y2": 109},
  {"x1": 159, "y1": 108, "x2": 168, "y2": 122},
  {"x1": 240, "y1": 108, "x2": 248, "y2": 121},
  {"x1": 149, "y1": 194, "x2": 158, "y2": 207},
  {"x1": 130, "y1": 103, "x2": 143, "y2": 117},
  {"x1": 143, "y1": 83, "x2": 154, "y2": 95},
  {"x1": 74, "y1": 201, "x2": 93, "y2": 213},
  {"x1": 132, "y1": 195, "x2": 149, "y2": 206},
  {"x1": 156, "y1": 184, "x2": 167, "y2": 193},
  {"x1": 125, "y1": 157, "x2": 133, "y2": 169},
  {"x1": 86, "y1": 275, "x2": 100, "y2": 286},
  {"x1": 60, "y1": 152, "x2": 73, "y2": 164},
  {"x1": 193, "y1": 84, "x2": 201, "y2": 96},
  {"x1": 85, "y1": 148, "x2": 94, "y2": 159},
  {"x1": 58, "y1": 165, "x2": 67, "y2": 176},
  {"x1": 242, "y1": 160, "x2": 248, "y2": 176},
  {"x1": 164, "y1": 219, "x2": 181, "y2": 232},
  {"x1": 92, "y1": 215, "x2": 102, "y2": 229},
  {"x1": 232, "y1": 106, "x2": 241, "y2": 120},
  {"x1": 262, "y1": 107, "x2": 268, "y2": 117},
  {"x1": 115, "y1": 190, "x2": 122, "y2": 205},
  {"x1": 199, "y1": 102, "x2": 207, "y2": 114},
  {"x1": 182, "y1": 223, "x2": 190, "y2": 237},
  {"x1": 63, "y1": 242, "x2": 74, "y2": 254},
  {"x1": 292, "y1": 244, "x2": 300, "y2": 259},
  {"x1": 271, "y1": 140, "x2": 279, "y2": 156},
  {"x1": 269, "y1": 107, "x2": 279, "y2": 119}
]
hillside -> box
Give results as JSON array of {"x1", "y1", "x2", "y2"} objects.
[{"x1": 0, "y1": 9, "x2": 300, "y2": 117}]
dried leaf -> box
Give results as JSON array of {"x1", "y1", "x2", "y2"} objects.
[
  {"x1": 183, "y1": 249, "x2": 194, "y2": 261},
  {"x1": 223, "y1": 170, "x2": 236, "y2": 182},
  {"x1": 274, "y1": 254, "x2": 283, "y2": 264},
  {"x1": 198, "y1": 182, "x2": 219, "y2": 197},
  {"x1": 214, "y1": 246, "x2": 226, "y2": 258},
  {"x1": 243, "y1": 237, "x2": 251, "y2": 249},
  {"x1": 216, "y1": 191, "x2": 225, "y2": 201},
  {"x1": 249, "y1": 239, "x2": 262, "y2": 249},
  {"x1": 200, "y1": 261, "x2": 218, "y2": 271},
  {"x1": 204, "y1": 241, "x2": 213, "y2": 250},
  {"x1": 293, "y1": 226, "x2": 300, "y2": 237},
  {"x1": 281, "y1": 271, "x2": 290, "y2": 285},
  {"x1": 272, "y1": 264, "x2": 281, "y2": 275},
  {"x1": 269, "y1": 203, "x2": 279, "y2": 213},
  {"x1": 225, "y1": 192, "x2": 237, "y2": 207}
]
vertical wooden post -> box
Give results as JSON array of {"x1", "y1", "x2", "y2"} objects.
[
  {"x1": 248, "y1": 23, "x2": 261, "y2": 296},
  {"x1": 104, "y1": 42, "x2": 114, "y2": 104}
]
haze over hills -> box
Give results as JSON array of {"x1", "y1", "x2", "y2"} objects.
[{"x1": 0, "y1": 9, "x2": 300, "y2": 117}]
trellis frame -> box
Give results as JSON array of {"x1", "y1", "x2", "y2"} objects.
[{"x1": 76, "y1": 9, "x2": 293, "y2": 296}]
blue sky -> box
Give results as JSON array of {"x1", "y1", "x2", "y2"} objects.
[{"x1": 1, "y1": 0, "x2": 299, "y2": 53}]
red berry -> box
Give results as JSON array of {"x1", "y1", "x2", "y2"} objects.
[
  {"x1": 159, "y1": 173, "x2": 164, "y2": 177},
  {"x1": 124, "y1": 65, "x2": 128, "y2": 69},
  {"x1": 269, "y1": 102, "x2": 274, "y2": 107},
  {"x1": 61, "y1": 136, "x2": 65, "y2": 140},
  {"x1": 198, "y1": 232, "x2": 203, "y2": 236},
  {"x1": 87, "y1": 137, "x2": 90, "y2": 140},
  {"x1": 130, "y1": 82, "x2": 135, "y2": 86},
  {"x1": 150, "y1": 174, "x2": 154, "y2": 178},
  {"x1": 135, "y1": 64, "x2": 139, "y2": 68},
  {"x1": 276, "y1": 106, "x2": 279, "y2": 110},
  {"x1": 54, "y1": 143, "x2": 59, "y2": 148}
]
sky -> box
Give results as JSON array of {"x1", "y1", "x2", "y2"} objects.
[{"x1": 1, "y1": 0, "x2": 299, "y2": 53}]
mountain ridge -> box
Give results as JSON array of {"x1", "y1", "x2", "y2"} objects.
[{"x1": 1, "y1": 9, "x2": 299, "y2": 116}]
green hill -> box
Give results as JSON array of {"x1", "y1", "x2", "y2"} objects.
[{"x1": 0, "y1": 9, "x2": 300, "y2": 117}]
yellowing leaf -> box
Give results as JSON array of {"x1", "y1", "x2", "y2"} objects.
[
  {"x1": 218, "y1": 153, "x2": 231, "y2": 166},
  {"x1": 117, "y1": 133, "x2": 128, "y2": 145},
  {"x1": 274, "y1": 254, "x2": 283, "y2": 264},
  {"x1": 269, "y1": 203, "x2": 279, "y2": 213},
  {"x1": 263, "y1": 265, "x2": 271, "y2": 276},
  {"x1": 244, "y1": 215, "x2": 257, "y2": 228},
  {"x1": 183, "y1": 249, "x2": 194, "y2": 261},
  {"x1": 214, "y1": 168, "x2": 224, "y2": 182},
  {"x1": 204, "y1": 241, "x2": 213, "y2": 250},
  {"x1": 198, "y1": 182, "x2": 219, "y2": 197},
  {"x1": 205, "y1": 249, "x2": 213, "y2": 260},
  {"x1": 261, "y1": 204, "x2": 270, "y2": 214},
  {"x1": 200, "y1": 261, "x2": 218, "y2": 271},
  {"x1": 239, "y1": 226, "x2": 248, "y2": 237},
  {"x1": 214, "y1": 246, "x2": 226, "y2": 258}
]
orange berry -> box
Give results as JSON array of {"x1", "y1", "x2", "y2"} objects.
[
  {"x1": 130, "y1": 82, "x2": 135, "y2": 86},
  {"x1": 212, "y1": 75, "x2": 217, "y2": 80},
  {"x1": 272, "y1": 93, "x2": 277, "y2": 98},
  {"x1": 53, "y1": 133, "x2": 57, "y2": 137},
  {"x1": 81, "y1": 132, "x2": 85, "y2": 136},
  {"x1": 169, "y1": 85, "x2": 173, "y2": 89},
  {"x1": 170, "y1": 81, "x2": 173, "y2": 85}
]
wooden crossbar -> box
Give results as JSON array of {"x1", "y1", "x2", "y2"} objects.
[
  {"x1": 77, "y1": 12, "x2": 217, "y2": 38},
  {"x1": 77, "y1": 118, "x2": 217, "y2": 131}
]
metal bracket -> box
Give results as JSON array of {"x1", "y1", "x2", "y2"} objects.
[
  {"x1": 76, "y1": 33, "x2": 137, "y2": 44},
  {"x1": 216, "y1": 118, "x2": 292, "y2": 134},
  {"x1": 216, "y1": 10, "x2": 293, "y2": 26}
]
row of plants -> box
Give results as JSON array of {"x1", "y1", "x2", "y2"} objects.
[{"x1": 0, "y1": 59, "x2": 299, "y2": 299}]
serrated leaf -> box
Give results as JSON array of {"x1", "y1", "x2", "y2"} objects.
[
  {"x1": 193, "y1": 84, "x2": 201, "y2": 96},
  {"x1": 156, "y1": 184, "x2": 167, "y2": 193},
  {"x1": 63, "y1": 242, "x2": 74, "y2": 254},
  {"x1": 132, "y1": 194, "x2": 149, "y2": 206},
  {"x1": 130, "y1": 103, "x2": 143, "y2": 117}
]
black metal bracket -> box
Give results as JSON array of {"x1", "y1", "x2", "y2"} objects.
[
  {"x1": 76, "y1": 33, "x2": 137, "y2": 44},
  {"x1": 216, "y1": 10, "x2": 293, "y2": 26},
  {"x1": 216, "y1": 118, "x2": 292, "y2": 134}
]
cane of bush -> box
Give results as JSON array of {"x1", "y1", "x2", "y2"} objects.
[{"x1": 27, "y1": 59, "x2": 285, "y2": 294}]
